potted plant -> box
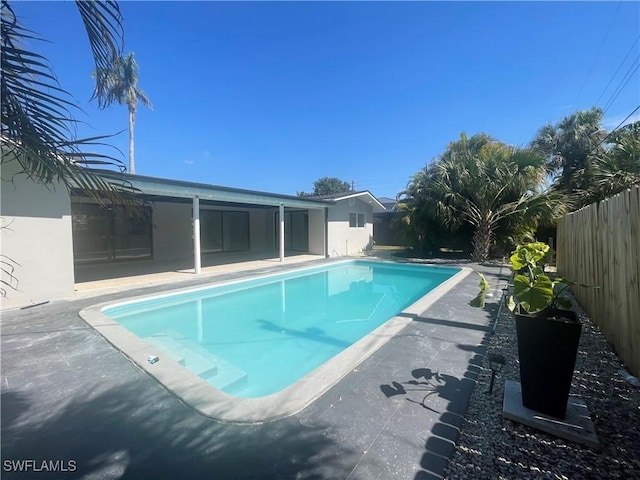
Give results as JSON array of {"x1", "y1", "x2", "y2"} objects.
[{"x1": 471, "y1": 241, "x2": 582, "y2": 419}]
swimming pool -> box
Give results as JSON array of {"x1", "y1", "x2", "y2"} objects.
[{"x1": 81, "y1": 260, "x2": 471, "y2": 422}]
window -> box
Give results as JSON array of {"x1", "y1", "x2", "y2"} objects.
[
  {"x1": 72, "y1": 202, "x2": 152, "y2": 263},
  {"x1": 349, "y1": 213, "x2": 365, "y2": 228}
]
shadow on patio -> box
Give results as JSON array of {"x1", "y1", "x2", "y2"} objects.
[
  {"x1": 1, "y1": 380, "x2": 351, "y2": 479},
  {"x1": 379, "y1": 305, "x2": 496, "y2": 479}
]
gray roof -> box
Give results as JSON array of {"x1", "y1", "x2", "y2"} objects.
[
  {"x1": 313, "y1": 190, "x2": 386, "y2": 212},
  {"x1": 86, "y1": 170, "x2": 335, "y2": 210},
  {"x1": 376, "y1": 196, "x2": 398, "y2": 208}
]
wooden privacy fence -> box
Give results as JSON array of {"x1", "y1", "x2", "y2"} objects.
[{"x1": 557, "y1": 185, "x2": 640, "y2": 377}]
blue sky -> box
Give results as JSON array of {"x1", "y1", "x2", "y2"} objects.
[{"x1": 13, "y1": 1, "x2": 640, "y2": 199}]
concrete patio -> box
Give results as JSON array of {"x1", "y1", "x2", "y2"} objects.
[{"x1": 1, "y1": 257, "x2": 508, "y2": 479}]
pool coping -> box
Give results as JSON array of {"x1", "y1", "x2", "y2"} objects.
[{"x1": 79, "y1": 260, "x2": 472, "y2": 424}]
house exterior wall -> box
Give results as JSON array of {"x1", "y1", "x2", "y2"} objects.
[
  {"x1": 327, "y1": 198, "x2": 373, "y2": 256},
  {"x1": 1, "y1": 162, "x2": 75, "y2": 309}
]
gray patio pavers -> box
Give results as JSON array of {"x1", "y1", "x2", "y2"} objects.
[{"x1": 1, "y1": 260, "x2": 508, "y2": 480}]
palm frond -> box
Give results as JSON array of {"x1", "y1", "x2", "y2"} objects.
[
  {"x1": 0, "y1": 217, "x2": 20, "y2": 297},
  {"x1": 75, "y1": 0, "x2": 124, "y2": 105},
  {"x1": 1, "y1": 0, "x2": 141, "y2": 207},
  {"x1": 134, "y1": 87, "x2": 153, "y2": 109}
]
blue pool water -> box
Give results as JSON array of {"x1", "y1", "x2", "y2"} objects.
[{"x1": 104, "y1": 260, "x2": 459, "y2": 398}]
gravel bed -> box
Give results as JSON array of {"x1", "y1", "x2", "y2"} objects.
[{"x1": 443, "y1": 297, "x2": 640, "y2": 479}]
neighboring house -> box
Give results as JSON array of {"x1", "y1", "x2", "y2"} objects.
[
  {"x1": 315, "y1": 191, "x2": 386, "y2": 257},
  {"x1": 373, "y1": 196, "x2": 403, "y2": 246},
  {"x1": 0, "y1": 165, "x2": 384, "y2": 309}
]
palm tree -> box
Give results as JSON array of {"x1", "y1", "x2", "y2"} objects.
[
  {"x1": 1, "y1": 0, "x2": 137, "y2": 295},
  {"x1": 586, "y1": 121, "x2": 640, "y2": 202},
  {"x1": 395, "y1": 170, "x2": 430, "y2": 252},
  {"x1": 422, "y1": 133, "x2": 564, "y2": 262},
  {"x1": 532, "y1": 107, "x2": 607, "y2": 197},
  {"x1": 93, "y1": 52, "x2": 152, "y2": 174}
]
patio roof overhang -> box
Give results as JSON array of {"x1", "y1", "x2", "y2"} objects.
[{"x1": 81, "y1": 170, "x2": 335, "y2": 210}]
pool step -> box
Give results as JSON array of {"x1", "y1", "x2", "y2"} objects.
[
  {"x1": 179, "y1": 340, "x2": 249, "y2": 394},
  {"x1": 147, "y1": 335, "x2": 218, "y2": 378},
  {"x1": 146, "y1": 334, "x2": 248, "y2": 394},
  {"x1": 206, "y1": 356, "x2": 248, "y2": 394}
]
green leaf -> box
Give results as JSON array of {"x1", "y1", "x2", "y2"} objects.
[
  {"x1": 513, "y1": 273, "x2": 553, "y2": 314},
  {"x1": 469, "y1": 291, "x2": 486, "y2": 308},
  {"x1": 469, "y1": 273, "x2": 490, "y2": 307},
  {"x1": 506, "y1": 295, "x2": 516, "y2": 311},
  {"x1": 510, "y1": 242, "x2": 552, "y2": 273},
  {"x1": 478, "y1": 273, "x2": 490, "y2": 292},
  {"x1": 532, "y1": 266, "x2": 545, "y2": 277},
  {"x1": 556, "y1": 297, "x2": 573, "y2": 309},
  {"x1": 509, "y1": 250, "x2": 527, "y2": 271}
]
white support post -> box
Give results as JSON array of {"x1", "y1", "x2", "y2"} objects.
[
  {"x1": 193, "y1": 196, "x2": 201, "y2": 274},
  {"x1": 324, "y1": 207, "x2": 328, "y2": 257},
  {"x1": 279, "y1": 203, "x2": 285, "y2": 262},
  {"x1": 280, "y1": 280, "x2": 286, "y2": 315},
  {"x1": 196, "y1": 299, "x2": 203, "y2": 343}
]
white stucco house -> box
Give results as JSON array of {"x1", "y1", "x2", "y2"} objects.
[{"x1": 0, "y1": 163, "x2": 385, "y2": 309}]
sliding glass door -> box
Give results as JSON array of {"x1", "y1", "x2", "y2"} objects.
[
  {"x1": 200, "y1": 209, "x2": 249, "y2": 253},
  {"x1": 275, "y1": 210, "x2": 309, "y2": 252}
]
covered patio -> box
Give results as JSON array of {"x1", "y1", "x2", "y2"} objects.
[{"x1": 71, "y1": 172, "x2": 332, "y2": 290}]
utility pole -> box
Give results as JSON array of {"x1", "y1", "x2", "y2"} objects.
[{"x1": 351, "y1": 180, "x2": 355, "y2": 191}]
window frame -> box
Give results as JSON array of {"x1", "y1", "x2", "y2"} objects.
[{"x1": 349, "y1": 212, "x2": 366, "y2": 228}]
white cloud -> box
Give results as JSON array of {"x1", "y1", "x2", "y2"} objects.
[{"x1": 183, "y1": 149, "x2": 213, "y2": 166}]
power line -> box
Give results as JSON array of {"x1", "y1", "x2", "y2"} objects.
[
  {"x1": 354, "y1": 176, "x2": 412, "y2": 182},
  {"x1": 355, "y1": 181, "x2": 412, "y2": 189},
  {"x1": 593, "y1": 104, "x2": 640, "y2": 153},
  {"x1": 595, "y1": 36, "x2": 640, "y2": 106},
  {"x1": 602, "y1": 58, "x2": 640, "y2": 113},
  {"x1": 575, "y1": 1, "x2": 622, "y2": 104},
  {"x1": 356, "y1": 178, "x2": 414, "y2": 185},
  {"x1": 353, "y1": 177, "x2": 415, "y2": 186},
  {"x1": 607, "y1": 105, "x2": 640, "y2": 135}
]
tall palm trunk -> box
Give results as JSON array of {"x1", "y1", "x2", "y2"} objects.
[
  {"x1": 128, "y1": 107, "x2": 135, "y2": 174},
  {"x1": 472, "y1": 223, "x2": 493, "y2": 262}
]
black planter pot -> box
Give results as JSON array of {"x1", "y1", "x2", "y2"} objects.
[{"x1": 514, "y1": 307, "x2": 581, "y2": 419}]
